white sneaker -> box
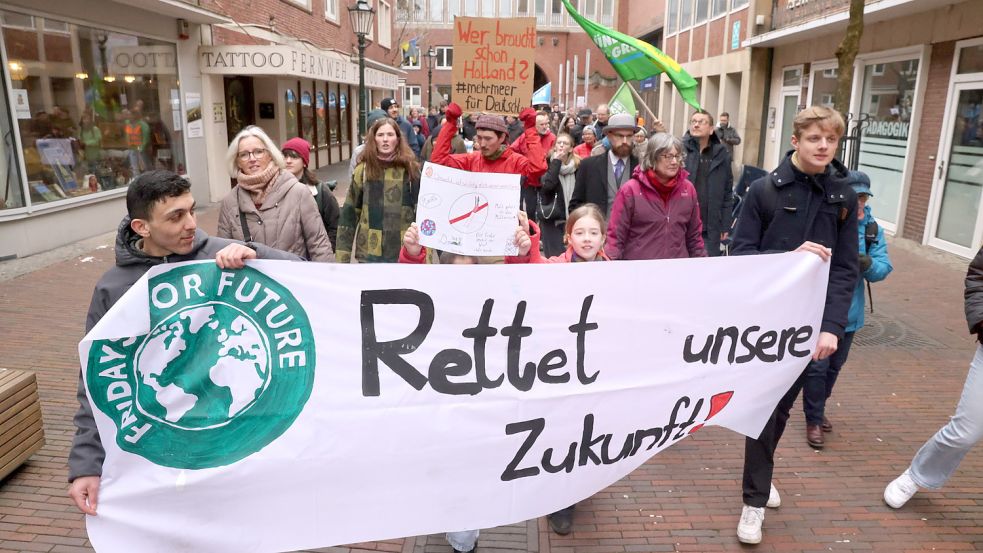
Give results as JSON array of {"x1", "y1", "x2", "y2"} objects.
[
  {"x1": 737, "y1": 504, "x2": 765, "y2": 544},
  {"x1": 766, "y1": 483, "x2": 781, "y2": 508},
  {"x1": 884, "y1": 469, "x2": 920, "y2": 509}
]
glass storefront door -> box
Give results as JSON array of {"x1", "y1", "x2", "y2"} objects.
[{"x1": 932, "y1": 84, "x2": 983, "y2": 254}]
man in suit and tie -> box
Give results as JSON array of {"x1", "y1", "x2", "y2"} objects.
[{"x1": 569, "y1": 113, "x2": 640, "y2": 217}]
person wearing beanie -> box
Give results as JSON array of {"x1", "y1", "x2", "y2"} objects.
[
  {"x1": 431, "y1": 102, "x2": 546, "y2": 185},
  {"x1": 281, "y1": 137, "x2": 340, "y2": 249},
  {"x1": 381, "y1": 97, "x2": 420, "y2": 158}
]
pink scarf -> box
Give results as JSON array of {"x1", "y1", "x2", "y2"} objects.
[{"x1": 236, "y1": 162, "x2": 280, "y2": 205}]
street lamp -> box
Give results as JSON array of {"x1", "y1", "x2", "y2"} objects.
[
  {"x1": 425, "y1": 46, "x2": 436, "y2": 113},
  {"x1": 348, "y1": 0, "x2": 375, "y2": 142}
]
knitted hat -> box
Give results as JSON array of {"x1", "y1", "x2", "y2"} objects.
[
  {"x1": 475, "y1": 114, "x2": 508, "y2": 134},
  {"x1": 381, "y1": 98, "x2": 398, "y2": 112},
  {"x1": 280, "y1": 137, "x2": 310, "y2": 167},
  {"x1": 366, "y1": 109, "x2": 388, "y2": 127}
]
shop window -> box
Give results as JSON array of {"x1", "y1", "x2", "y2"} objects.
[
  {"x1": 316, "y1": 90, "x2": 328, "y2": 148},
  {"x1": 340, "y1": 90, "x2": 349, "y2": 143},
  {"x1": 2, "y1": 9, "x2": 186, "y2": 210},
  {"x1": 329, "y1": 89, "x2": 339, "y2": 144},
  {"x1": 301, "y1": 90, "x2": 314, "y2": 143},
  {"x1": 957, "y1": 44, "x2": 983, "y2": 74},
  {"x1": 857, "y1": 58, "x2": 920, "y2": 226},
  {"x1": 285, "y1": 88, "x2": 298, "y2": 138},
  {"x1": 0, "y1": 69, "x2": 26, "y2": 209},
  {"x1": 435, "y1": 46, "x2": 453, "y2": 69}
]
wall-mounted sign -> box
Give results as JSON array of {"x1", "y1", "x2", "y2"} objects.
[{"x1": 199, "y1": 45, "x2": 398, "y2": 90}]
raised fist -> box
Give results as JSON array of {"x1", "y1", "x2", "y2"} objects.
[
  {"x1": 519, "y1": 107, "x2": 537, "y2": 129},
  {"x1": 445, "y1": 102, "x2": 463, "y2": 121}
]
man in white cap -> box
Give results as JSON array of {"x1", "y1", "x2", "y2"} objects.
[{"x1": 569, "y1": 112, "x2": 640, "y2": 217}]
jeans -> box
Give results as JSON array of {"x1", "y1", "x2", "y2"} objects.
[
  {"x1": 802, "y1": 332, "x2": 855, "y2": 425},
  {"x1": 909, "y1": 344, "x2": 983, "y2": 489},
  {"x1": 446, "y1": 529, "x2": 479, "y2": 551},
  {"x1": 742, "y1": 370, "x2": 806, "y2": 507}
]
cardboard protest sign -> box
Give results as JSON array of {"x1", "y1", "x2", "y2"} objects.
[
  {"x1": 415, "y1": 161, "x2": 521, "y2": 256},
  {"x1": 452, "y1": 16, "x2": 536, "y2": 115},
  {"x1": 78, "y1": 254, "x2": 829, "y2": 553}
]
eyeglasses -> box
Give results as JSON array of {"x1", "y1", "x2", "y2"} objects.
[
  {"x1": 282, "y1": 150, "x2": 302, "y2": 159},
  {"x1": 659, "y1": 154, "x2": 685, "y2": 162},
  {"x1": 237, "y1": 148, "x2": 268, "y2": 161}
]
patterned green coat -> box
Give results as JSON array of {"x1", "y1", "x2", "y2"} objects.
[{"x1": 336, "y1": 163, "x2": 418, "y2": 263}]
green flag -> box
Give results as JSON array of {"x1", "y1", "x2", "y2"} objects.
[
  {"x1": 609, "y1": 82, "x2": 636, "y2": 116},
  {"x1": 561, "y1": 0, "x2": 700, "y2": 110}
]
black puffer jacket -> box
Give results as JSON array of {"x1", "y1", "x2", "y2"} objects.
[
  {"x1": 966, "y1": 245, "x2": 983, "y2": 336},
  {"x1": 731, "y1": 152, "x2": 859, "y2": 339}
]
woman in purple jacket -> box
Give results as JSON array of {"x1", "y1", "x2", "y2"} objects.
[{"x1": 606, "y1": 133, "x2": 707, "y2": 260}]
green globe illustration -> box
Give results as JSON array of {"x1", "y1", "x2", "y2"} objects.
[{"x1": 134, "y1": 303, "x2": 271, "y2": 430}]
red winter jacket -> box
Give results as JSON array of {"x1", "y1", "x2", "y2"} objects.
[
  {"x1": 506, "y1": 221, "x2": 611, "y2": 264},
  {"x1": 432, "y1": 120, "x2": 547, "y2": 179},
  {"x1": 509, "y1": 131, "x2": 555, "y2": 187},
  {"x1": 606, "y1": 166, "x2": 707, "y2": 260}
]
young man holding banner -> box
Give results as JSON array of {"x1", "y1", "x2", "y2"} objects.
[
  {"x1": 67, "y1": 171, "x2": 299, "y2": 516},
  {"x1": 729, "y1": 106, "x2": 859, "y2": 545}
]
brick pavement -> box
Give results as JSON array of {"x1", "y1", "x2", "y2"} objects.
[{"x1": 0, "y1": 187, "x2": 980, "y2": 552}]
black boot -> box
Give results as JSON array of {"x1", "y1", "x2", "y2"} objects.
[{"x1": 547, "y1": 505, "x2": 574, "y2": 535}]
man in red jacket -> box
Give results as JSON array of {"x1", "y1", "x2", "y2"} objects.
[{"x1": 432, "y1": 103, "x2": 547, "y2": 186}]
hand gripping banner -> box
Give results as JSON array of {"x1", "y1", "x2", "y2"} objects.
[{"x1": 79, "y1": 254, "x2": 828, "y2": 552}]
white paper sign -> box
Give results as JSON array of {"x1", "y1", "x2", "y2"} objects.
[
  {"x1": 78, "y1": 254, "x2": 829, "y2": 553},
  {"x1": 416, "y1": 162, "x2": 521, "y2": 256},
  {"x1": 13, "y1": 89, "x2": 31, "y2": 119},
  {"x1": 35, "y1": 138, "x2": 75, "y2": 166}
]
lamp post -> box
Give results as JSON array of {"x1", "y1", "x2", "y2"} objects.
[
  {"x1": 348, "y1": 0, "x2": 375, "y2": 142},
  {"x1": 425, "y1": 46, "x2": 436, "y2": 113}
]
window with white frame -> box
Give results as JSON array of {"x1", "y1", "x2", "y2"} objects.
[
  {"x1": 449, "y1": 0, "x2": 461, "y2": 19},
  {"x1": 535, "y1": 0, "x2": 546, "y2": 25},
  {"x1": 435, "y1": 46, "x2": 453, "y2": 69},
  {"x1": 396, "y1": 0, "x2": 423, "y2": 21},
  {"x1": 482, "y1": 0, "x2": 494, "y2": 17},
  {"x1": 711, "y1": 0, "x2": 726, "y2": 17},
  {"x1": 281, "y1": 0, "x2": 312, "y2": 10},
  {"x1": 517, "y1": 0, "x2": 530, "y2": 16},
  {"x1": 464, "y1": 0, "x2": 478, "y2": 15},
  {"x1": 0, "y1": 12, "x2": 35, "y2": 28},
  {"x1": 871, "y1": 63, "x2": 885, "y2": 76},
  {"x1": 401, "y1": 48, "x2": 421, "y2": 69},
  {"x1": 403, "y1": 85, "x2": 422, "y2": 108},
  {"x1": 667, "y1": 0, "x2": 678, "y2": 34},
  {"x1": 326, "y1": 0, "x2": 339, "y2": 20},
  {"x1": 378, "y1": 0, "x2": 392, "y2": 47},
  {"x1": 820, "y1": 94, "x2": 834, "y2": 107},
  {"x1": 695, "y1": 0, "x2": 708, "y2": 24},
  {"x1": 731, "y1": 0, "x2": 748, "y2": 7},
  {"x1": 822, "y1": 67, "x2": 838, "y2": 78},
  {"x1": 430, "y1": 0, "x2": 443, "y2": 21},
  {"x1": 600, "y1": 0, "x2": 613, "y2": 25},
  {"x1": 550, "y1": 0, "x2": 563, "y2": 25},
  {"x1": 679, "y1": 0, "x2": 692, "y2": 29},
  {"x1": 499, "y1": 0, "x2": 512, "y2": 17}
]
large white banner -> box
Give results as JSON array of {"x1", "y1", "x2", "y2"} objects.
[{"x1": 79, "y1": 254, "x2": 829, "y2": 552}]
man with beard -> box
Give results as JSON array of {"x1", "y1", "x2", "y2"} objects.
[{"x1": 569, "y1": 113, "x2": 640, "y2": 217}]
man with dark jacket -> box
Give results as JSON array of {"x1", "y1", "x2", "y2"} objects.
[
  {"x1": 571, "y1": 108, "x2": 593, "y2": 145},
  {"x1": 715, "y1": 112, "x2": 742, "y2": 157},
  {"x1": 67, "y1": 171, "x2": 300, "y2": 516},
  {"x1": 381, "y1": 97, "x2": 420, "y2": 158},
  {"x1": 684, "y1": 110, "x2": 734, "y2": 256},
  {"x1": 883, "y1": 244, "x2": 983, "y2": 509},
  {"x1": 569, "y1": 113, "x2": 639, "y2": 217},
  {"x1": 730, "y1": 106, "x2": 859, "y2": 545}
]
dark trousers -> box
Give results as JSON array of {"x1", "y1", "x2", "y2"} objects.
[
  {"x1": 521, "y1": 186, "x2": 539, "y2": 222},
  {"x1": 742, "y1": 370, "x2": 807, "y2": 507},
  {"x1": 802, "y1": 332, "x2": 855, "y2": 425},
  {"x1": 703, "y1": 230, "x2": 722, "y2": 257},
  {"x1": 540, "y1": 219, "x2": 566, "y2": 258}
]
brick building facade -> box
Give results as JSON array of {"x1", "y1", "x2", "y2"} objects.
[{"x1": 749, "y1": 0, "x2": 983, "y2": 258}]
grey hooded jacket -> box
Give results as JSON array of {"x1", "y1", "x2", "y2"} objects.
[{"x1": 68, "y1": 217, "x2": 299, "y2": 481}]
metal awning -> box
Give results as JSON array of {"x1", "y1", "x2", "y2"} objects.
[{"x1": 107, "y1": 0, "x2": 232, "y2": 25}]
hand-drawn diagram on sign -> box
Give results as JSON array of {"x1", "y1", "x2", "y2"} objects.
[{"x1": 417, "y1": 162, "x2": 520, "y2": 256}]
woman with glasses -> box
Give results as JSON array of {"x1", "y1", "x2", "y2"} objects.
[
  {"x1": 217, "y1": 126, "x2": 334, "y2": 261},
  {"x1": 281, "y1": 137, "x2": 340, "y2": 250},
  {"x1": 605, "y1": 133, "x2": 707, "y2": 260},
  {"x1": 336, "y1": 117, "x2": 420, "y2": 263}
]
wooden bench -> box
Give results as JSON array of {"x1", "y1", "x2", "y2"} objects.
[{"x1": 0, "y1": 369, "x2": 45, "y2": 480}]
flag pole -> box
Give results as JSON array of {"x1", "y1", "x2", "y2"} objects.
[{"x1": 625, "y1": 80, "x2": 660, "y2": 128}]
